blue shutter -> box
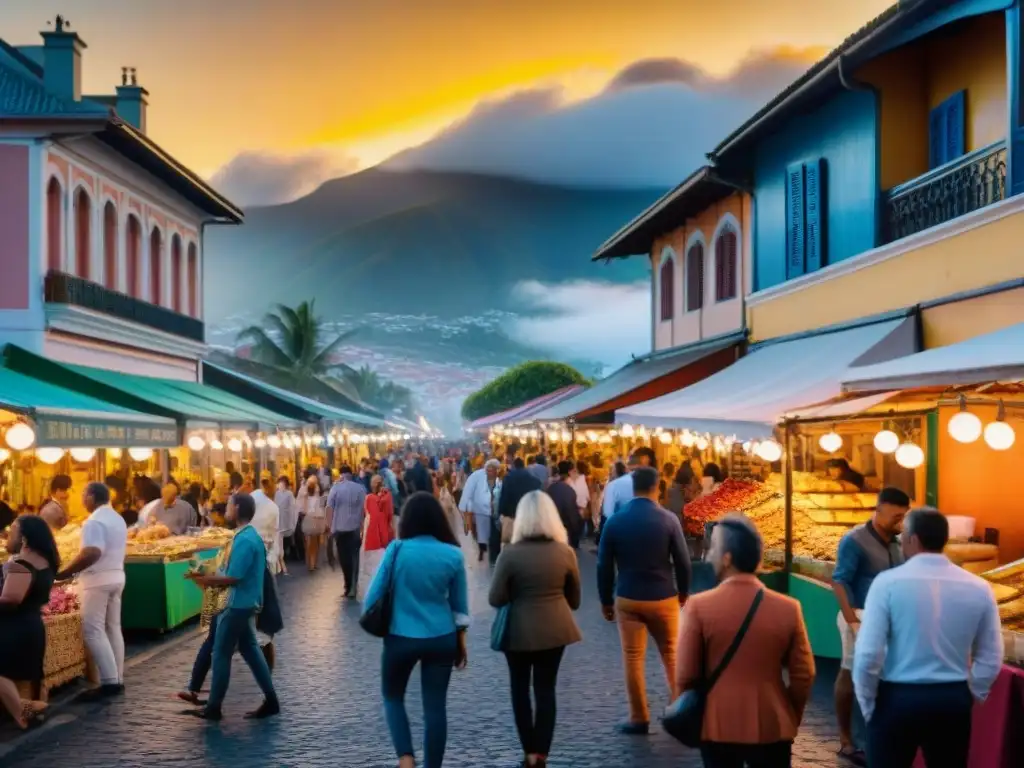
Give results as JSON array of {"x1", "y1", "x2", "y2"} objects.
[
  {"x1": 929, "y1": 106, "x2": 945, "y2": 169},
  {"x1": 804, "y1": 158, "x2": 825, "y2": 272},
  {"x1": 785, "y1": 163, "x2": 805, "y2": 279},
  {"x1": 944, "y1": 90, "x2": 965, "y2": 162}
]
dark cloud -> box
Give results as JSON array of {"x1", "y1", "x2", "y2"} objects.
[
  {"x1": 604, "y1": 57, "x2": 706, "y2": 92},
  {"x1": 387, "y1": 47, "x2": 815, "y2": 188},
  {"x1": 209, "y1": 150, "x2": 359, "y2": 208}
]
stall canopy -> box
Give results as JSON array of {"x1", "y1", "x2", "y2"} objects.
[
  {"x1": 616, "y1": 316, "x2": 917, "y2": 440},
  {"x1": 0, "y1": 366, "x2": 179, "y2": 447},
  {"x1": 201, "y1": 362, "x2": 385, "y2": 429},
  {"x1": 469, "y1": 385, "x2": 586, "y2": 431},
  {"x1": 528, "y1": 333, "x2": 743, "y2": 423},
  {"x1": 842, "y1": 321, "x2": 1024, "y2": 392},
  {"x1": 3, "y1": 345, "x2": 299, "y2": 431}
]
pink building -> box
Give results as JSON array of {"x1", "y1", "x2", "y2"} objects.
[{"x1": 0, "y1": 16, "x2": 242, "y2": 382}]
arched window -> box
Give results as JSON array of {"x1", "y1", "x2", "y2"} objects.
[
  {"x1": 714, "y1": 226, "x2": 738, "y2": 301},
  {"x1": 187, "y1": 243, "x2": 198, "y2": 317},
  {"x1": 126, "y1": 215, "x2": 142, "y2": 297},
  {"x1": 686, "y1": 242, "x2": 705, "y2": 312},
  {"x1": 74, "y1": 188, "x2": 91, "y2": 279},
  {"x1": 103, "y1": 202, "x2": 118, "y2": 290},
  {"x1": 149, "y1": 227, "x2": 163, "y2": 305},
  {"x1": 46, "y1": 178, "x2": 63, "y2": 272},
  {"x1": 659, "y1": 254, "x2": 674, "y2": 322},
  {"x1": 170, "y1": 234, "x2": 182, "y2": 312}
]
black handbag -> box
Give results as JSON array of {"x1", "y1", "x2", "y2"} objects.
[
  {"x1": 359, "y1": 542, "x2": 403, "y2": 638},
  {"x1": 662, "y1": 589, "x2": 764, "y2": 747}
]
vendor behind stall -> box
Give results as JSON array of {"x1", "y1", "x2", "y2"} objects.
[
  {"x1": 827, "y1": 458, "x2": 866, "y2": 491},
  {"x1": 39, "y1": 475, "x2": 72, "y2": 531},
  {"x1": 148, "y1": 484, "x2": 198, "y2": 535}
]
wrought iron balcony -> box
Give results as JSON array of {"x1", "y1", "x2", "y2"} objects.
[
  {"x1": 883, "y1": 140, "x2": 1007, "y2": 244},
  {"x1": 44, "y1": 271, "x2": 205, "y2": 343}
]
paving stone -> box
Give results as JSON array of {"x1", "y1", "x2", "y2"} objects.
[{"x1": 2, "y1": 539, "x2": 848, "y2": 767}]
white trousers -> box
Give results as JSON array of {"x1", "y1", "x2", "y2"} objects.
[
  {"x1": 358, "y1": 548, "x2": 386, "y2": 601},
  {"x1": 81, "y1": 581, "x2": 126, "y2": 685}
]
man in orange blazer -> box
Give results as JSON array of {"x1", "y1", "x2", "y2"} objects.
[{"x1": 676, "y1": 514, "x2": 815, "y2": 767}]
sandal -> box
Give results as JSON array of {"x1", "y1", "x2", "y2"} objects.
[{"x1": 837, "y1": 746, "x2": 866, "y2": 766}]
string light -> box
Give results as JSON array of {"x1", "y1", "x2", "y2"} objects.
[
  {"x1": 984, "y1": 402, "x2": 1015, "y2": 450},
  {"x1": 948, "y1": 397, "x2": 982, "y2": 444},
  {"x1": 819, "y1": 429, "x2": 843, "y2": 454}
]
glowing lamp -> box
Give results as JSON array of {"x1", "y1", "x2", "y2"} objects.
[
  {"x1": 69, "y1": 448, "x2": 97, "y2": 463},
  {"x1": 108, "y1": 448, "x2": 123, "y2": 459},
  {"x1": 695, "y1": 436, "x2": 710, "y2": 451},
  {"x1": 5, "y1": 422, "x2": 35, "y2": 451},
  {"x1": 267, "y1": 434, "x2": 282, "y2": 449},
  {"x1": 210, "y1": 439, "x2": 224, "y2": 451},
  {"x1": 984, "y1": 421, "x2": 1015, "y2": 451},
  {"x1": 36, "y1": 447, "x2": 65, "y2": 464},
  {"x1": 873, "y1": 429, "x2": 899, "y2": 454},
  {"x1": 818, "y1": 431, "x2": 843, "y2": 454},
  {"x1": 947, "y1": 410, "x2": 982, "y2": 444},
  {"x1": 658, "y1": 432, "x2": 672, "y2": 445},
  {"x1": 894, "y1": 442, "x2": 924, "y2": 469},
  {"x1": 0, "y1": 448, "x2": 9, "y2": 462},
  {"x1": 756, "y1": 440, "x2": 783, "y2": 463},
  {"x1": 128, "y1": 447, "x2": 153, "y2": 462},
  {"x1": 255, "y1": 436, "x2": 268, "y2": 448},
  {"x1": 187, "y1": 435, "x2": 206, "y2": 451},
  {"x1": 620, "y1": 424, "x2": 634, "y2": 438}
]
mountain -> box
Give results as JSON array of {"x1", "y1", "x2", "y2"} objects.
[
  {"x1": 203, "y1": 169, "x2": 665, "y2": 431},
  {"x1": 204, "y1": 168, "x2": 663, "y2": 319}
]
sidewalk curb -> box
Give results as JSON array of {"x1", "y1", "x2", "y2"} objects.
[{"x1": 0, "y1": 626, "x2": 204, "y2": 760}]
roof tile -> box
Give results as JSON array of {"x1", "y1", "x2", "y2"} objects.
[{"x1": 0, "y1": 57, "x2": 109, "y2": 117}]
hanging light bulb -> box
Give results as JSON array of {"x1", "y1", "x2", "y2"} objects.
[
  {"x1": 599, "y1": 434, "x2": 612, "y2": 444},
  {"x1": 528, "y1": 429, "x2": 538, "y2": 439},
  {"x1": 948, "y1": 397, "x2": 982, "y2": 444},
  {"x1": 4, "y1": 422, "x2": 35, "y2": 451},
  {"x1": 873, "y1": 428, "x2": 899, "y2": 455},
  {"x1": 547, "y1": 430, "x2": 559, "y2": 442},
  {"x1": 402, "y1": 433, "x2": 411, "y2": 441},
  {"x1": 658, "y1": 432, "x2": 672, "y2": 445},
  {"x1": 69, "y1": 447, "x2": 97, "y2": 463},
  {"x1": 128, "y1": 447, "x2": 153, "y2": 462},
  {"x1": 560, "y1": 430, "x2": 571, "y2": 443},
  {"x1": 326, "y1": 434, "x2": 335, "y2": 447},
  {"x1": 894, "y1": 441, "x2": 924, "y2": 469},
  {"x1": 225, "y1": 437, "x2": 241, "y2": 452},
  {"x1": 210, "y1": 438, "x2": 224, "y2": 451},
  {"x1": 494, "y1": 425, "x2": 505, "y2": 435},
  {"x1": 0, "y1": 448, "x2": 9, "y2": 462},
  {"x1": 108, "y1": 447, "x2": 122, "y2": 459},
  {"x1": 637, "y1": 426, "x2": 648, "y2": 440},
  {"x1": 255, "y1": 436, "x2": 268, "y2": 449},
  {"x1": 681, "y1": 431, "x2": 696, "y2": 448},
  {"x1": 695, "y1": 436, "x2": 710, "y2": 451},
  {"x1": 35, "y1": 447, "x2": 65, "y2": 464},
  {"x1": 187, "y1": 435, "x2": 206, "y2": 451},
  {"x1": 756, "y1": 440, "x2": 783, "y2": 462},
  {"x1": 819, "y1": 429, "x2": 843, "y2": 454},
  {"x1": 742, "y1": 441, "x2": 753, "y2": 454},
  {"x1": 267, "y1": 434, "x2": 282, "y2": 449},
  {"x1": 620, "y1": 424, "x2": 634, "y2": 437},
  {"x1": 586, "y1": 430, "x2": 598, "y2": 442},
  {"x1": 984, "y1": 403, "x2": 1015, "y2": 450}
]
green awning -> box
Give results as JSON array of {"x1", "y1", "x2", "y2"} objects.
[
  {"x1": 3, "y1": 345, "x2": 300, "y2": 431},
  {"x1": 201, "y1": 362, "x2": 385, "y2": 429},
  {"x1": 0, "y1": 367, "x2": 179, "y2": 447}
]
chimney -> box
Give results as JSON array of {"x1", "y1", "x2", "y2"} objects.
[
  {"x1": 41, "y1": 14, "x2": 85, "y2": 101},
  {"x1": 115, "y1": 67, "x2": 149, "y2": 133}
]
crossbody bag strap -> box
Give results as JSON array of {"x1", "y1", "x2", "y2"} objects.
[
  {"x1": 705, "y1": 589, "x2": 764, "y2": 693},
  {"x1": 386, "y1": 541, "x2": 403, "y2": 592}
]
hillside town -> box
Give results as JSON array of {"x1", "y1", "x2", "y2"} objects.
[{"x1": 0, "y1": 5, "x2": 1023, "y2": 768}]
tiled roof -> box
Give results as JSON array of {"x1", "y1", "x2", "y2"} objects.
[
  {"x1": 712, "y1": 1, "x2": 917, "y2": 156},
  {"x1": 0, "y1": 57, "x2": 109, "y2": 117}
]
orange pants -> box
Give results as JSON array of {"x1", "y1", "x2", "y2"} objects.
[{"x1": 616, "y1": 595, "x2": 681, "y2": 724}]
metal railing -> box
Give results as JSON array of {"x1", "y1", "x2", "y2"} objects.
[
  {"x1": 884, "y1": 140, "x2": 1007, "y2": 243},
  {"x1": 44, "y1": 271, "x2": 205, "y2": 343}
]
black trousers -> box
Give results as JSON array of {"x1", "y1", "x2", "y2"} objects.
[
  {"x1": 334, "y1": 531, "x2": 361, "y2": 595},
  {"x1": 867, "y1": 681, "x2": 973, "y2": 768},
  {"x1": 488, "y1": 516, "x2": 502, "y2": 564},
  {"x1": 505, "y1": 647, "x2": 565, "y2": 756},
  {"x1": 700, "y1": 741, "x2": 792, "y2": 768}
]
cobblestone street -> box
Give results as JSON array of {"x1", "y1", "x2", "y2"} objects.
[{"x1": 3, "y1": 539, "x2": 847, "y2": 767}]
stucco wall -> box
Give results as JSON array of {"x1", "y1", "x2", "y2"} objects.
[{"x1": 0, "y1": 145, "x2": 30, "y2": 310}]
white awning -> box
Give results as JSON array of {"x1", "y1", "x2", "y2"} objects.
[
  {"x1": 843, "y1": 321, "x2": 1024, "y2": 392},
  {"x1": 616, "y1": 317, "x2": 916, "y2": 439}
]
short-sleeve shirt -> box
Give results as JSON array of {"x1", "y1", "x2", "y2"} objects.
[
  {"x1": 224, "y1": 524, "x2": 266, "y2": 610},
  {"x1": 79, "y1": 504, "x2": 127, "y2": 589},
  {"x1": 39, "y1": 499, "x2": 68, "y2": 529},
  {"x1": 832, "y1": 523, "x2": 904, "y2": 609}
]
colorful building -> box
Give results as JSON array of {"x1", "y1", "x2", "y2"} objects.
[{"x1": 0, "y1": 16, "x2": 242, "y2": 382}]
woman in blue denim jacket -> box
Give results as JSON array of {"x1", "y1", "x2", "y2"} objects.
[{"x1": 363, "y1": 492, "x2": 470, "y2": 768}]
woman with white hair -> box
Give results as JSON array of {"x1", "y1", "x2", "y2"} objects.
[
  {"x1": 489, "y1": 490, "x2": 582, "y2": 768},
  {"x1": 458, "y1": 459, "x2": 501, "y2": 562}
]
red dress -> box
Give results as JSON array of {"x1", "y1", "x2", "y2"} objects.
[{"x1": 364, "y1": 490, "x2": 395, "y2": 551}]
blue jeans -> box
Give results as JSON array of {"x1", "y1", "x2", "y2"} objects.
[
  {"x1": 382, "y1": 633, "x2": 457, "y2": 768},
  {"x1": 207, "y1": 608, "x2": 276, "y2": 710},
  {"x1": 188, "y1": 612, "x2": 219, "y2": 692}
]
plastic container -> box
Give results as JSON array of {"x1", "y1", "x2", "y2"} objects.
[{"x1": 946, "y1": 515, "x2": 976, "y2": 540}]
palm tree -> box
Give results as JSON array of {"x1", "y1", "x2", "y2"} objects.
[
  {"x1": 238, "y1": 300, "x2": 357, "y2": 378},
  {"x1": 342, "y1": 365, "x2": 416, "y2": 418}
]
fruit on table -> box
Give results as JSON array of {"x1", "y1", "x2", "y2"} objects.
[{"x1": 43, "y1": 585, "x2": 80, "y2": 616}]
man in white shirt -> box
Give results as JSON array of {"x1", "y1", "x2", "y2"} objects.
[
  {"x1": 853, "y1": 507, "x2": 1003, "y2": 768},
  {"x1": 57, "y1": 482, "x2": 128, "y2": 700},
  {"x1": 600, "y1": 447, "x2": 656, "y2": 526},
  {"x1": 458, "y1": 459, "x2": 500, "y2": 562}
]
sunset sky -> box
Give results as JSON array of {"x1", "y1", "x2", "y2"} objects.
[{"x1": 7, "y1": 0, "x2": 891, "y2": 186}]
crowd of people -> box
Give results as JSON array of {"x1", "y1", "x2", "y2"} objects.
[{"x1": 0, "y1": 443, "x2": 1009, "y2": 768}]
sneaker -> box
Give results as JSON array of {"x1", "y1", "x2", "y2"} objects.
[
  {"x1": 616, "y1": 721, "x2": 650, "y2": 735},
  {"x1": 182, "y1": 706, "x2": 223, "y2": 721},
  {"x1": 244, "y1": 697, "x2": 280, "y2": 719}
]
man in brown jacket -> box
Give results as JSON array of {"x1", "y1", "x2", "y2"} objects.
[{"x1": 676, "y1": 514, "x2": 815, "y2": 768}]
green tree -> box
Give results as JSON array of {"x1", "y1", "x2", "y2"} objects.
[
  {"x1": 461, "y1": 361, "x2": 590, "y2": 422},
  {"x1": 341, "y1": 365, "x2": 416, "y2": 419},
  {"x1": 237, "y1": 300, "x2": 361, "y2": 399}
]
